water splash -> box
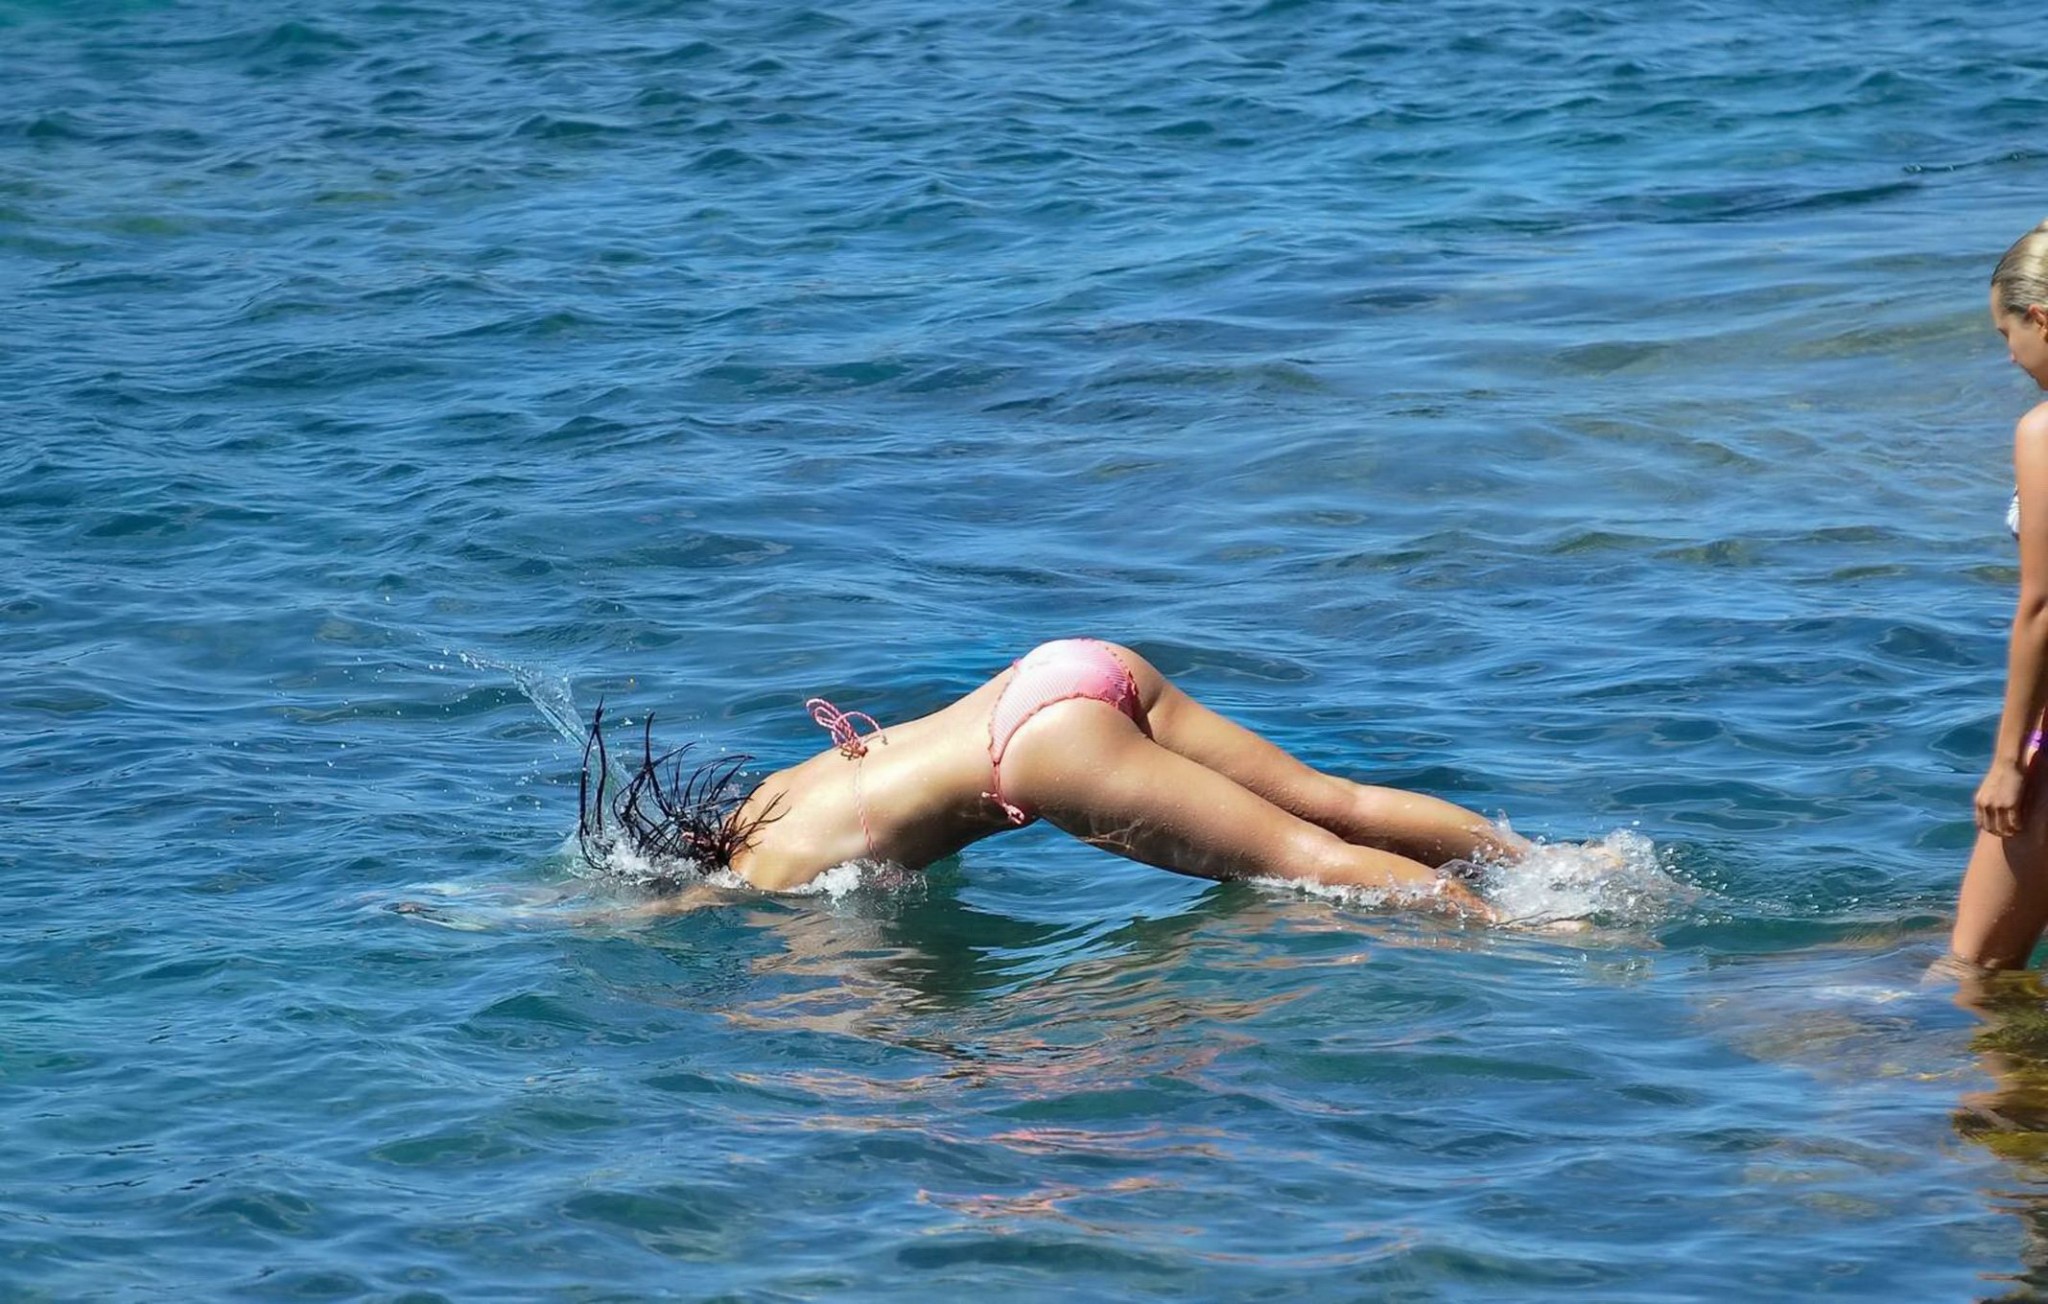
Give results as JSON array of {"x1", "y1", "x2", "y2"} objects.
[
  {"x1": 778, "y1": 859, "x2": 914, "y2": 898},
  {"x1": 1247, "y1": 829, "x2": 1685, "y2": 927},
  {"x1": 1478, "y1": 828, "x2": 1690, "y2": 927},
  {"x1": 567, "y1": 822, "x2": 907, "y2": 900},
  {"x1": 1247, "y1": 875, "x2": 1410, "y2": 913},
  {"x1": 452, "y1": 647, "x2": 587, "y2": 748}
]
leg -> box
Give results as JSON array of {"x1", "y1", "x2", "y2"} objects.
[
  {"x1": 998, "y1": 700, "x2": 1490, "y2": 915},
  {"x1": 1106, "y1": 646, "x2": 1524, "y2": 866},
  {"x1": 1953, "y1": 751, "x2": 2048, "y2": 969},
  {"x1": 1953, "y1": 827, "x2": 2048, "y2": 970}
]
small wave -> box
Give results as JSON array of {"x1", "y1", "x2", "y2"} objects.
[{"x1": 374, "y1": 880, "x2": 581, "y2": 930}]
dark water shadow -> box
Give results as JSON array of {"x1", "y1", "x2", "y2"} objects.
[{"x1": 1948, "y1": 966, "x2": 2048, "y2": 1302}]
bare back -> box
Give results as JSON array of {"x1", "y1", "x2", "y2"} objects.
[{"x1": 728, "y1": 672, "x2": 1019, "y2": 890}]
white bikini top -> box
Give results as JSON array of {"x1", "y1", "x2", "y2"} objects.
[{"x1": 2012, "y1": 488, "x2": 2022, "y2": 539}]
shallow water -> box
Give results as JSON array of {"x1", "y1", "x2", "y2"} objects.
[{"x1": 7, "y1": 0, "x2": 2048, "y2": 1297}]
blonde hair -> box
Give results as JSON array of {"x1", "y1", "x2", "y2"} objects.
[{"x1": 1993, "y1": 219, "x2": 2048, "y2": 316}]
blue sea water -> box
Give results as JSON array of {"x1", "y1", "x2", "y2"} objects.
[{"x1": 7, "y1": 0, "x2": 2048, "y2": 1297}]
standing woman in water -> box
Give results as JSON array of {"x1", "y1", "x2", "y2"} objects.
[{"x1": 1954, "y1": 219, "x2": 2048, "y2": 969}]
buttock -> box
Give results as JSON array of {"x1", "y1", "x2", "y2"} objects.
[{"x1": 985, "y1": 639, "x2": 1149, "y2": 823}]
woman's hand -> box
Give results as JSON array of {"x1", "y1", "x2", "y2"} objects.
[{"x1": 1976, "y1": 759, "x2": 2030, "y2": 839}]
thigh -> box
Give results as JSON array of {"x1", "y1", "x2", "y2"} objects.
[
  {"x1": 1109, "y1": 645, "x2": 1518, "y2": 866},
  {"x1": 1954, "y1": 822, "x2": 2048, "y2": 969},
  {"x1": 999, "y1": 699, "x2": 1441, "y2": 894},
  {"x1": 1953, "y1": 755, "x2": 2048, "y2": 968},
  {"x1": 1113, "y1": 649, "x2": 1346, "y2": 819}
]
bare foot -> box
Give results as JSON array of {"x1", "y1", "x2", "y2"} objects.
[{"x1": 1434, "y1": 878, "x2": 1498, "y2": 922}]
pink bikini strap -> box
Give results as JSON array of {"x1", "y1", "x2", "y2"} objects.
[
  {"x1": 982, "y1": 659, "x2": 1033, "y2": 827},
  {"x1": 808, "y1": 698, "x2": 880, "y2": 757},
  {"x1": 805, "y1": 697, "x2": 881, "y2": 860},
  {"x1": 987, "y1": 792, "x2": 1031, "y2": 827}
]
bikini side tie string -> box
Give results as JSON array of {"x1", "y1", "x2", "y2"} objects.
[
  {"x1": 805, "y1": 697, "x2": 881, "y2": 861},
  {"x1": 808, "y1": 698, "x2": 880, "y2": 757}
]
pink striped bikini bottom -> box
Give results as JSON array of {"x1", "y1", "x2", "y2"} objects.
[{"x1": 985, "y1": 638, "x2": 1149, "y2": 824}]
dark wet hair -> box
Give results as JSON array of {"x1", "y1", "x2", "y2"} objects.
[{"x1": 577, "y1": 703, "x2": 777, "y2": 887}]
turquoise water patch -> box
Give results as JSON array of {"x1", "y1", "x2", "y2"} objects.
[{"x1": 7, "y1": 0, "x2": 2048, "y2": 1297}]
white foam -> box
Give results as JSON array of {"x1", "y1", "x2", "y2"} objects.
[
  {"x1": 571, "y1": 829, "x2": 905, "y2": 902},
  {"x1": 1810, "y1": 983, "x2": 1916, "y2": 1006},
  {"x1": 1478, "y1": 828, "x2": 1688, "y2": 926},
  {"x1": 764, "y1": 859, "x2": 910, "y2": 898},
  {"x1": 1246, "y1": 828, "x2": 1686, "y2": 927},
  {"x1": 1245, "y1": 874, "x2": 1466, "y2": 915}
]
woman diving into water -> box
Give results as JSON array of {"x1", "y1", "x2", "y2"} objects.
[{"x1": 579, "y1": 638, "x2": 1530, "y2": 917}]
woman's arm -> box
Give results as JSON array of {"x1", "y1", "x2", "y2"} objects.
[{"x1": 1978, "y1": 402, "x2": 2048, "y2": 838}]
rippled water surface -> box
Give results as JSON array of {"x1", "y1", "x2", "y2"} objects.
[{"x1": 9, "y1": 0, "x2": 2048, "y2": 1298}]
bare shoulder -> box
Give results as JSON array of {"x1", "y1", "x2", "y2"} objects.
[
  {"x1": 727, "y1": 817, "x2": 822, "y2": 892},
  {"x1": 2016, "y1": 404, "x2": 2048, "y2": 494},
  {"x1": 2018, "y1": 400, "x2": 2048, "y2": 444}
]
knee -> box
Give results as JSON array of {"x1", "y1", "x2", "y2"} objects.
[
  {"x1": 1319, "y1": 776, "x2": 1410, "y2": 839},
  {"x1": 1338, "y1": 779, "x2": 1394, "y2": 825},
  {"x1": 1282, "y1": 826, "x2": 1359, "y2": 883}
]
